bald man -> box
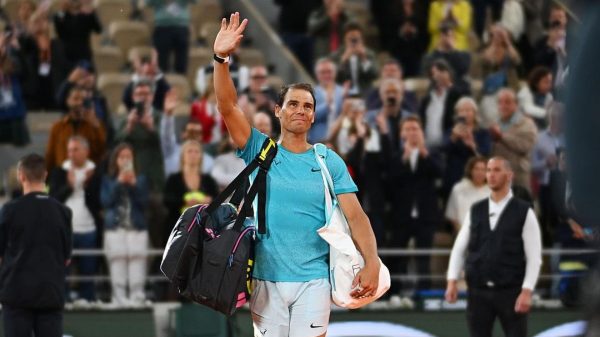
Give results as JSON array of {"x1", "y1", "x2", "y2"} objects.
[{"x1": 446, "y1": 156, "x2": 542, "y2": 337}]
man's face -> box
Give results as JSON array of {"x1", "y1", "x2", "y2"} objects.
[
  {"x1": 249, "y1": 66, "x2": 268, "y2": 91},
  {"x1": 344, "y1": 29, "x2": 363, "y2": 49},
  {"x1": 316, "y1": 61, "x2": 336, "y2": 85},
  {"x1": 456, "y1": 102, "x2": 476, "y2": 124},
  {"x1": 486, "y1": 158, "x2": 512, "y2": 191},
  {"x1": 77, "y1": 72, "x2": 95, "y2": 90},
  {"x1": 132, "y1": 85, "x2": 153, "y2": 107},
  {"x1": 550, "y1": 8, "x2": 568, "y2": 28},
  {"x1": 400, "y1": 120, "x2": 421, "y2": 146},
  {"x1": 182, "y1": 123, "x2": 203, "y2": 142},
  {"x1": 253, "y1": 112, "x2": 273, "y2": 136},
  {"x1": 67, "y1": 139, "x2": 89, "y2": 167},
  {"x1": 275, "y1": 88, "x2": 315, "y2": 134},
  {"x1": 66, "y1": 89, "x2": 85, "y2": 117},
  {"x1": 431, "y1": 66, "x2": 449, "y2": 86},
  {"x1": 380, "y1": 82, "x2": 403, "y2": 106},
  {"x1": 497, "y1": 91, "x2": 517, "y2": 121},
  {"x1": 381, "y1": 63, "x2": 402, "y2": 80}
]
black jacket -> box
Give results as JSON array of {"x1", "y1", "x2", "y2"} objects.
[
  {"x1": 0, "y1": 192, "x2": 72, "y2": 309},
  {"x1": 48, "y1": 166, "x2": 103, "y2": 235},
  {"x1": 389, "y1": 149, "x2": 442, "y2": 223},
  {"x1": 418, "y1": 86, "x2": 465, "y2": 136}
]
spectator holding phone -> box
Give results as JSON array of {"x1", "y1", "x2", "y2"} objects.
[
  {"x1": 56, "y1": 62, "x2": 114, "y2": 144},
  {"x1": 115, "y1": 80, "x2": 165, "y2": 192},
  {"x1": 441, "y1": 97, "x2": 491, "y2": 198},
  {"x1": 330, "y1": 21, "x2": 378, "y2": 97},
  {"x1": 100, "y1": 143, "x2": 150, "y2": 307},
  {"x1": 45, "y1": 85, "x2": 106, "y2": 172},
  {"x1": 122, "y1": 50, "x2": 170, "y2": 112}
]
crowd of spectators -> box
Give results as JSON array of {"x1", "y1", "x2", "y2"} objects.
[{"x1": 0, "y1": 0, "x2": 594, "y2": 305}]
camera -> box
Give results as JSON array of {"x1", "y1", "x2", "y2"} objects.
[
  {"x1": 455, "y1": 116, "x2": 467, "y2": 124},
  {"x1": 134, "y1": 101, "x2": 145, "y2": 118},
  {"x1": 83, "y1": 98, "x2": 93, "y2": 109},
  {"x1": 140, "y1": 55, "x2": 151, "y2": 64},
  {"x1": 350, "y1": 37, "x2": 359, "y2": 45},
  {"x1": 386, "y1": 97, "x2": 397, "y2": 107}
]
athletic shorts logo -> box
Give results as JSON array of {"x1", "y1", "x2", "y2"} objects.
[{"x1": 310, "y1": 323, "x2": 323, "y2": 328}]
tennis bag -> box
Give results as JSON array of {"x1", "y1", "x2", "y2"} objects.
[{"x1": 161, "y1": 138, "x2": 277, "y2": 315}]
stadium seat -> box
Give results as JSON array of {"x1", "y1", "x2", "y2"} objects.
[
  {"x1": 190, "y1": 1, "x2": 222, "y2": 27},
  {"x1": 127, "y1": 45, "x2": 154, "y2": 66},
  {"x1": 187, "y1": 47, "x2": 212, "y2": 91},
  {"x1": 109, "y1": 21, "x2": 150, "y2": 58},
  {"x1": 404, "y1": 78, "x2": 430, "y2": 100},
  {"x1": 95, "y1": 0, "x2": 132, "y2": 27},
  {"x1": 93, "y1": 45, "x2": 125, "y2": 73},
  {"x1": 268, "y1": 75, "x2": 284, "y2": 91},
  {"x1": 2, "y1": 0, "x2": 19, "y2": 21},
  {"x1": 197, "y1": 21, "x2": 221, "y2": 46},
  {"x1": 97, "y1": 73, "x2": 130, "y2": 116},
  {"x1": 165, "y1": 73, "x2": 192, "y2": 101},
  {"x1": 172, "y1": 303, "x2": 228, "y2": 337},
  {"x1": 237, "y1": 48, "x2": 266, "y2": 67}
]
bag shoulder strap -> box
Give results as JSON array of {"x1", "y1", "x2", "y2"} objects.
[{"x1": 206, "y1": 137, "x2": 278, "y2": 234}]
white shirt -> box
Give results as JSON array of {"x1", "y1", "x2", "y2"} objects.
[
  {"x1": 425, "y1": 89, "x2": 446, "y2": 147},
  {"x1": 62, "y1": 160, "x2": 96, "y2": 234},
  {"x1": 210, "y1": 152, "x2": 246, "y2": 190},
  {"x1": 447, "y1": 190, "x2": 542, "y2": 290},
  {"x1": 445, "y1": 178, "x2": 491, "y2": 227},
  {"x1": 409, "y1": 149, "x2": 419, "y2": 218}
]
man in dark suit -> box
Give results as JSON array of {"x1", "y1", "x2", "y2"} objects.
[
  {"x1": 0, "y1": 154, "x2": 72, "y2": 337},
  {"x1": 389, "y1": 115, "x2": 442, "y2": 292},
  {"x1": 419, "y1": 59, "x2": 466, "y2": 149}
]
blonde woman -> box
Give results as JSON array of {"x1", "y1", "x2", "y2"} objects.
[
  {"x1": 100, "y1": 143, "x2": 149, "y2": 307},
  {"x1": 163, "y1": 140, "x2": 218, "y2": 244}
]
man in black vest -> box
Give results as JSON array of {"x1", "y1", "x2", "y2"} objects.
[
  {"x1": 445, "y1": 156, "x2": 542, "y2": 337},
  {"x1": 0, "y1": 154, "x2": 72, "y2": 337}
]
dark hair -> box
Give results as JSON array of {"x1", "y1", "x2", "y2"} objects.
[
  {"x1": 343, "y1": 21, "x2": 363, "y2": 37},
  {"x1": 464, "y1": 156, "x2": 488, "y2": 180},
  {"x1": 400, "y1": 114, "x2": 423, "y2": 129},
  {"x1": 276, "y1": 83, "x2": 316, "y2": 110},
  {"x1": 527, "y1": 66, "x2": 552, "y2": 92},
  {"x1": 430, "y1": 58, "x2": 455, "y2": 82},
  {"x1": 133, "y1": 79, "x2": 153, "y2": 91},
  {"x1": 108, "y1": 143, "x2": 135, "y2": 177},
  {"x1": 382, "y1": 58, "x2": 403, "y2": 72},
  {"x1": 17, "y1": 153, "x2": 46, "y2": 183}
]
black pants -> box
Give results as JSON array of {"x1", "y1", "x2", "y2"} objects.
[
  {"x1": 389, "y1": 218, "x2": 436, "y2": 292},
  {"x1": 467, "y1": 287, "x2": 527, "y2": 337},
  {"x1": 2, "y1": 305, "x2": 63, "y2": 337},
  {"x1": 153, "y1": 25, "x2": 190, "y2": 74}
]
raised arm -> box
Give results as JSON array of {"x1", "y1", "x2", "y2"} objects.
[{"x1": 213, "y1": 12, "x2": 252, "y2": 149}]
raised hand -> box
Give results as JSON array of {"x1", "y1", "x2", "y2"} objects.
[{"x1": 213, "y1": 12, "x2": 248, "y2": 57}]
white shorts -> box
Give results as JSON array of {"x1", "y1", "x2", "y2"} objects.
[{"x1": 250, "y1": 278, "x2": 331, "y2": 337}]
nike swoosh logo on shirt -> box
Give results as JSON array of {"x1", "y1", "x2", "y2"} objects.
[
  {"x1": 310, "y1": 323, "x2": 323, "y2": 328},
  {"x1": 311, "y1": 168, "x2": 321, "y2": 172}
]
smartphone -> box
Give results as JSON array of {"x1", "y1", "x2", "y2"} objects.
[
  {"x1": 134, "y1": 101, "x2": 145, "y2": 118},
  {"x1": 122, "y1": 160, "x2": 133, "y2": 172},
  {"x1": 455, "y1": 116, "x2": 467, "y2": 124},
  {"x1": 83, "y1": 97, "x2": 93, "y2": 109}
]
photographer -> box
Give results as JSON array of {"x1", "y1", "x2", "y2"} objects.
[
  {"x1": 56, "y1": 62, "x2": 114, "y2": 145},
  {"x1": 45, "y1": 86, "x2": 106, "y2": 173},
  {"x1": 366, "y1": 78, "x2": 412, "y2": 155},
  {"x1": 330, "y1": 21, "x2": 377, "y2": 97},
  {"x1": 122, "y1": 50, "x2": 171, "y2": 112},
  {"x1": 441, "y1": 97, "x2": 491, "y2": 199},
  {"x1": 100, "y1": 143, "x2": 150, "y2": 307},
  {"x1": 115, "y1": 80, "x2": 165, "y2": 193}
]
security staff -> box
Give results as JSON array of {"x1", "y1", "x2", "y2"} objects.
[
  {"x1": 445, "y1": 156, "x2": 542, "y2": 337},
  {"x1": 0, "y1": 154, "x2": 72, "y2": 337}
]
